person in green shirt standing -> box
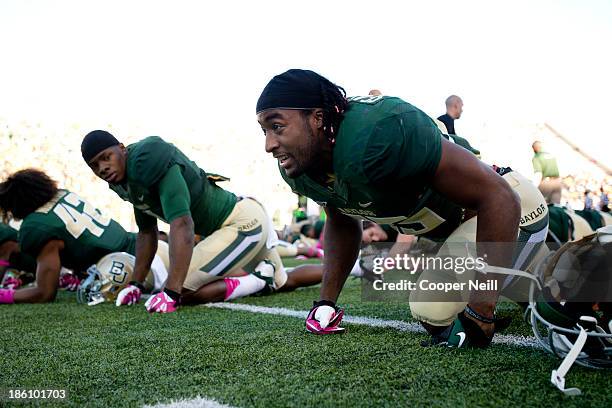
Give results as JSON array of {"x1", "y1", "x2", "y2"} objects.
[
  {"x1": 82, "y1": 131, "x2": 321, "y2": 314},
  {"x1": 531, "y1": 140, "x2": 562, "y2": 204}
]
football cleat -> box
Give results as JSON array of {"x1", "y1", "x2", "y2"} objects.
[
  {"x1": 305, "y1": 300, "x2": 346, "y2": 335},
  {"x1": 145, "y1": 291, "x2": 178, "y2": 313},
  {"x1": 421, "y1": 311, "x2": 511, "y2": 348},
  {"x1": 252, "y1": 260, "x2": 276, "y2": 293}
]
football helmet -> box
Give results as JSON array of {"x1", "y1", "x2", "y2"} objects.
[
  {"x1": 77, "y1": 252, "x2": 136, "y2": 306},
  {"x1": 526, "y1": 225, "x2": 612, "y2": 395}
]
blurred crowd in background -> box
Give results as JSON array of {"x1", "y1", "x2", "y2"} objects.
[{"x1": 1, "y1": 118, "x2": 610, "y2": 240}]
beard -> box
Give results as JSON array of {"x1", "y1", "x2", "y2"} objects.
[{"x1": 286, "y1": 121, "x2": 319, "y2": 178}]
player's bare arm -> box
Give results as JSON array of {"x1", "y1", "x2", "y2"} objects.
[
  {"x1": 165, "y1": 214, "x2": 194, "y2": 293},
  {"x1": 14, "y1": 240, "x2": 64, "y2": 303},
  {"x1": 133, "y1": 226, "x2": 158, "y2": 284},
  {"x1": 319, "y1": 206, "x2": 362, "y2": 303},
  {"x1": 431, "y1": 138, "x2": 521, "y2": 321}
]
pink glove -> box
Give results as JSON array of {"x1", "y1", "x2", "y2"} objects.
[
  {"x1": 305, "y1": 300, "x2": 346, "y2": 335},
  {"x1": 59, "y1": 273, "x2": 80, "y2": 291},
  {"x1": 144, "y1": 291, "x2": 178, "y2": 313},
  {"x1": 306, "y1": 247, "x2": 324, "y2": 259},
  {"x1": 1, "y1": 275, "x2": 22, "y2": 290},
  {"x1": 115, "y1": 284, "x2": 142, "y2": 306},
  {"x1": 0, "y1": 288, "x2": 15, "y2": 304}
]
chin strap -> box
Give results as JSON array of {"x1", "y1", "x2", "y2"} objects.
[{"x1": 550, "y1": 316, "x2": 597, "y2": 396}]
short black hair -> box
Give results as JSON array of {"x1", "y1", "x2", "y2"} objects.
[
  {"x1": 300, "y1": 223, "x2": 313, "y2": 236},
  {"x1": 0, "y1": 169, "x2": 58, "y2": 220},
  {"x1": 81, "y1": 130, "x2": 120, "y2": 162}
]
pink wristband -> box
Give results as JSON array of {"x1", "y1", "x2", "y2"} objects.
[
  {"x1": 0, "y1": 288, "x2": 16, "y2": 304},
  {"x1": 0, "y1": 259, "x2": 10, "y2": 267}
]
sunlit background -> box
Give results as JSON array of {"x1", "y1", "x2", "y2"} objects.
[{"x1": 1, "y1": 0, "x2": 610, "y2": 230}]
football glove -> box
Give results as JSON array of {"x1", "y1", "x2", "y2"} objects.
[
  {"x1": 144, "y1": 290, "x2": 179, "y2": 313},
  {"x1": 0, "y1": 288, "x2": 15, "y2": 304},
  {"x1": 59, "y1": 272, "x2": 80, "y2": 291},
  {"x1": 116, "y1": 283, "x2": 142, "y2": 306},
  {"x1": 1, "y1": 274, "x2": 22, "y2": 290},
  {"x1": 305, "y1": 300, "x2": 346, "y2": 335}
]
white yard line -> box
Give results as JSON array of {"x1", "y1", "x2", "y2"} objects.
[
  {"x1": 145, "y1": 303, "x2": 540, "y2": 407},
  {"x1": 144, "y1": 397, "x2": 236, "y2": 408},
  {"x1": 204, "y1": 302, "x2": 541, "y2": 349}
]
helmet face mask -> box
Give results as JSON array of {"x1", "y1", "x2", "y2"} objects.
[
  {"x1": 77, "y1": 253, "x2": 135, "y2": 306},
  {"x1": 528, "y1": 226, "x2": 612, "y2": 380}
]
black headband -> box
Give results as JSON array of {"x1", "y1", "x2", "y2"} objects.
[
  {"x1": 81, "y1": 130, "x2": 120, "y2": 162},
  {"x1": 256, "y1": 69, "x2": 326, "y2": 114}
]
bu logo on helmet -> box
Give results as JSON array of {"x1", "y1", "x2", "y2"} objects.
[{"x1": 109, "y1": 261, "x2": 127, "y2": 284}]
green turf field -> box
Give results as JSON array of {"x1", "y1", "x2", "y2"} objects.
[{"x1": 1, "y1": 261, "x2": 611, "y2": 407}]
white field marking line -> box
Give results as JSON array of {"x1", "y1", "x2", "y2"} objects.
[
  {"x1": 204, "y1": 302, "x2": 542, "y2": 349},
  {"x1": 144, "y1": 396, "x2": 236, "y2": 408}
]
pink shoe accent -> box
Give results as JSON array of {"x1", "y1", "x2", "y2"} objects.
[
  {"x1": 0, "y1": 288, "x2": 16, "y2": 304},
  {"x1": 306, "y1": 247, "x2": 323, "y2": 258},
  {"x1": 223, "y1": 278, "x2": 241, "y2": 301}
]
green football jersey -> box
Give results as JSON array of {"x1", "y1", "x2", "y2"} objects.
[
  {"x1": 575, "y1": 209, "x2": 604, "y2": 231},
  {"x1": 109, "y1": 136, "x2": 237, "y2": 237},
  {"x1": 19, "y1": 190, "x2": 136, "y2": 271},
  {"x1": 0, "y1": 223, "x2": 18, "y2": 244},
  {"x1": 281, "y1": 95, "x2": 466, "y2": 240},
  {"x1": 547, "y1": 204, "x2": 571, "y2": 243},
  {"x1": 0, "y1": 223, "x2": 37, "y2": 273}
]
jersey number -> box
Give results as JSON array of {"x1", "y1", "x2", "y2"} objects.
[
  {"x1": 53, "y1": 193, "x2": 111, "y2": 239},
  {"x1": 364, "y1": 207, "x2": 445, "y2": 235}
]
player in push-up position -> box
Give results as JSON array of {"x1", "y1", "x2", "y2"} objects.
[
  {"x1": 82, "y1": 131, "x2": 322, "y2": 313},
  {"x1": 256, "y1": 69, "x2": 549, "y2": 347},
  {"x1": 0, "y1": 169, "x2": 168, "y2": 304}
]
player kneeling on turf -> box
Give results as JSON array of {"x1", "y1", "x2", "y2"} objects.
[
  {"x1": 0, "y1": 169, "x2": 167, "y2": 304},
  {"x1": 82, "y1": 131, "x2": 322, "y2": 314},
  {"x1": 256, "y1": 69, "x2": 549, "y2": 343}
]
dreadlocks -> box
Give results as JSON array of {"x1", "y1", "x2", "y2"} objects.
[
  {"x1": 312, "y1": 76, "x2": 347, "y2": 143},
  {"x1": 0, "y1": 169, "x2": 58, "y2": 220},
  {"x1": 256, "y1": 69, "x2": 349, "y2": 142}
]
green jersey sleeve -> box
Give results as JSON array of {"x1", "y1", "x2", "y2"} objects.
[
  {"x1": 158, "y1": 164, "x2": 192, "y2": 222},
  {"x1": 128, "y1": 136, "x2": 174, "y2": 187},
  {"x1": 0, "y1": 223, "x2": 18, "y2": 244}
]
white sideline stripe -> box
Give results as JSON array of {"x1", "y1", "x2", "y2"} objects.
[
  {"x1": 144, "y1": 396, "x2": 235, "y2": 408},
  {"x1": 204, "y1": 302, "x2": 542, "y2": 349}
]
